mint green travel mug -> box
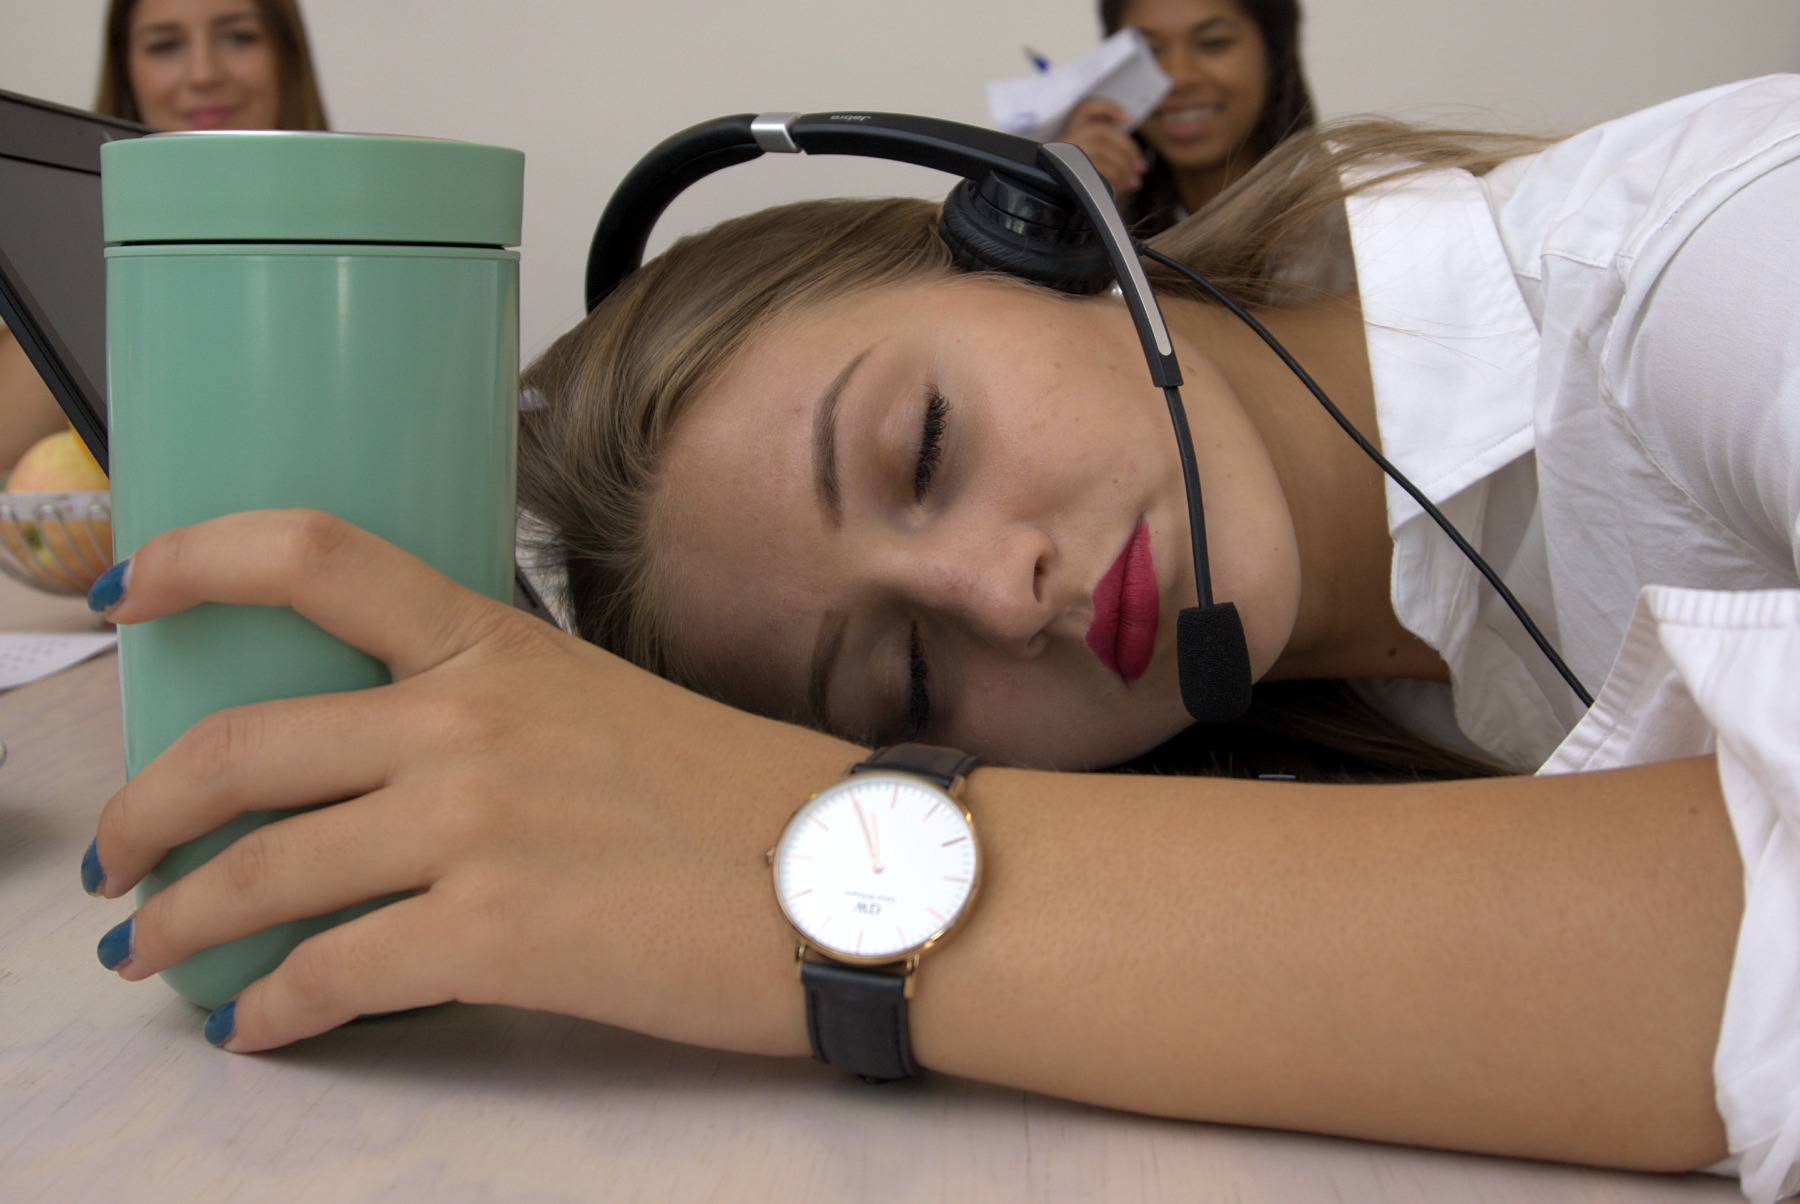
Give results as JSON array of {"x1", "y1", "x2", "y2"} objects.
[{"x1": 104, "y1": 132, "x2": 523, "y2": 1009}]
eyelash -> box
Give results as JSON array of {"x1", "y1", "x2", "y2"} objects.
[
  {"x1": 905, "y1": 624, "x2": 931, "y2": 740},
  {"x1": 142, "y1": 29, "x2": 261, "y2": 55},
  {"x1": 912, "y1": 385, "x2": 948, "y2": 503}
]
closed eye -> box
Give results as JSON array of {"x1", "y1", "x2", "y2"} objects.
[{"x1": 913, "y1": 385, "x2": 948, "y2": 503}]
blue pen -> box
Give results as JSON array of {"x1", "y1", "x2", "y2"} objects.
[{"x1": 1023, "y1": 46, "x2": 1050, "y2": 73}]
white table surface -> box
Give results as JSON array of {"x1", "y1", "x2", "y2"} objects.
[{"x1": 0, "y1": 571, "x2": 1745, "y2": 1202}]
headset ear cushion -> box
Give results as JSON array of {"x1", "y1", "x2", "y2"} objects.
[{"x1": 938, "y1": 178, "x2": 1115, "y2": 296}]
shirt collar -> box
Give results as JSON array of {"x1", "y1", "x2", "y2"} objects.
[
  {"x1": 1345, "y1": 165, "x2": 1541, "y2": 522},
  {"x1": 1343, "y1": 165, "x2": 1567, "y2": 767}
]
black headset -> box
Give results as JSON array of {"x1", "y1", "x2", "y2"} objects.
[{"x1": 584, "y1": 111, "x2": 1593, "y2": 726}]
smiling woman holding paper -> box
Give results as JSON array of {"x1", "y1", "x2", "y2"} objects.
[{"x1": 1057, "y1": 0, "x2": 1315, "y2": 231}]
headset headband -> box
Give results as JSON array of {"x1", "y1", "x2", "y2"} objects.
[{"x1": 585, "y1": 111, "x2": 1181, "y2": 387}]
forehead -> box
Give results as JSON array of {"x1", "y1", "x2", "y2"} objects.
[
  {"x1": 131, "y1": 0, "x2": 263, "y2": 27},
  {"x1": 1121, "y1": 0, "x2": 1255, "y2": 31}
]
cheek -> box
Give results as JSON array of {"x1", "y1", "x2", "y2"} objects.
[
  {"x1": 234, "y1": 49, "x2": 280, "y2": 95},
  {"x1": 127, "y1": 56, "x2": 172, "y2": 104},
  {"x1": 1224, "y1": 50, "x2": 1271, "y2": 110}
]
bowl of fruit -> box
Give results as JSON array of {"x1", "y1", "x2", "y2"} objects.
[{"x1": 0, "y1": 429, "x2": 113, "y2": 596}]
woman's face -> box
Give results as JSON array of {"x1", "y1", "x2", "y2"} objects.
[
  {"x1": 126, "y1": 0, "x2": 280, "y2": 132},
  {"x1": 651, "y1": 278, "x2": 1301, "y2": 770},
  {"x1": 1122, "y1": 0, "x2": 1272, "y2": 177}
]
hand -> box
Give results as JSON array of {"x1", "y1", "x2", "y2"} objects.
[
  {"x1": 1054, "y1": 98, "x2": 1147, "y2": 201},
  {"x1": 87, "y1": 509, "x2": 860, "y2": 1054}
]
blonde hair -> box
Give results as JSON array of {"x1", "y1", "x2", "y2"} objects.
[
  {"x1": 95, "y1": 0, "x2": 331, "y2": 131},
  {"x1": 519, "y1": 119, "x2": 1550, "y2": 777}
]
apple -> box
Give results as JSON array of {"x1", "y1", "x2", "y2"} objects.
[
  {"x1": 3, "y1": 428, "x2": 111, "y2": 590},
  {"x1": 6, "y1": 428, "x2": 108, "y2": 492}
]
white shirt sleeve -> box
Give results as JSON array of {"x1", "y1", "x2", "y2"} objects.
[
  {"x1": 1541, "y1": 588, "x2": 1800, "y2": 1203},
  {"x1": 1550, "y1": 154, "x2": 1800, "y2": 1203},
  {"x1": 1619, "y1": 155, "x2": 1800, "y2": 578}
]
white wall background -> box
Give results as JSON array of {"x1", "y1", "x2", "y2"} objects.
[{"x1": 3, "y1": 0, "x2": 1797, "y2": 362}]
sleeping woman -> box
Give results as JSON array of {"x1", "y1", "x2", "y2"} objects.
[{"x1": 83, "y1": 75, "x2": 1800, "y2": 1201}]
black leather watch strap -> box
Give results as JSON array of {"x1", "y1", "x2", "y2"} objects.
[
  {"x1": 801, "y1": 960, "x2": 918, "y2": 1082},
  {"x1": 851, "y1": 742, "x2": 980, "y2": 789}
]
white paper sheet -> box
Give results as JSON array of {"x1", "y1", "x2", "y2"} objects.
[
  {"x1": 986, "y1": 29, "x2": 1171, "y2": 144},
  {"x1": 0, "y1": 633, "x2": 117, "y2": 690}
]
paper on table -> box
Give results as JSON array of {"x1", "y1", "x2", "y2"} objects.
[
  {"x1": 986, "y1": 29, "x2": 1171, "y2": 144},
  {"x1": 0, "y1": 633, "x2": 118, "y2": 690}
]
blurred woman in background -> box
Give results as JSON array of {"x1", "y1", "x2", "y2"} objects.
[
  {"x1": 93, "y1": 0, "x2": 328, "y2": 132},
  {"x1": 3, "y1": 0, "x2": 330, "y2": 472},
  {"x1": 1057, "y1": 0, "x2": 1315, "y2": 232}
]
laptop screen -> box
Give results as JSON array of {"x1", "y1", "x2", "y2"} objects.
[{"x1": 0, "y1": 88, "x2": 149, "y2": 472}]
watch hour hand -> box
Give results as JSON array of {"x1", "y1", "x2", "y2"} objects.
[{"x1": 854, "y1": 800, "x2": 881, "y2": 873}]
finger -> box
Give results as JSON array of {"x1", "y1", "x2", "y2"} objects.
[
  {"x1": 99, "y1": 509, "x2": 515, "y2": 679},
  {"x1": 208, "y1": 892, "x2": 459, "y2": 1052},
  {"x1": 1082, "y1": 149, "x2": 1142, "y2": 199},
  {"x1": 1061, "y1": 128, "x2": 1134, "y2": 181},
  {"x1": 1088, "y1": 126, "x2": 1147, "y2": 166},
  {"x1": 92, "y1": 685, "x2": 403, "y2": 896},
  {"x1": 111, "y1": 785, "x2": 430, "y2": 982},
  {"x1": 1089, "y1": 144, "x2": 1145, "y2": 196},
  {"x1": 1063, "y1": 96, "x2": 1131, "y2": 129}
]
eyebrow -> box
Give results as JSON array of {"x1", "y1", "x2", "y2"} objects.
[
  {"x1": 1142, "y1": 15, "x2": 1236, "y2": 38},
  {"x1": 812, "y1": 347, "x2": 872, "y2": 527},
  {"x1": 134, "y1": 13, "x2": 259, "y2": 37}
]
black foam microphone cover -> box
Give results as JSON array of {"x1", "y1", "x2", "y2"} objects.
[{"x1": 1176, "y1": 603, "x2": 1254, "y2": 724}]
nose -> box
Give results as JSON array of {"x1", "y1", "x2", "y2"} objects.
[
  {"x1": 897, "y1": 522, "x2": 1058, "y2": 658},
  {"x1": 1156, "y1": 44, "x2": 1205, "y2": 91},
  {"x1": 186, "y1": 37, "x2": 223, "y2": 85}
]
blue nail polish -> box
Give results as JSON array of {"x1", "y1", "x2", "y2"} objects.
[
  {"x1": 204, "y1": 1001, "x2": 237, "y2": 1047},
  {"x1": 96, "y1": 916, "x2": 133, "y2": 970},
  {"x1": 87, "y1": 558, "x2": 131, "y2": 613},
  {"x1": 80, "y1": 839, "x2": 106, "y2": 895}
]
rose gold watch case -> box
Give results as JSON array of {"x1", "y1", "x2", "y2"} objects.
[{"x1": 769, "y1": 767, "x2": 982, "y2": 970}]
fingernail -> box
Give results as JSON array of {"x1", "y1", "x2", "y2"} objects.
[
  {"x1": 204, "y1": 1001, "x2": 237, "y2": 1047},
  {"x1": 81, "y1": 839, "x2": 106, "y2": 896},
  {"x1": 87, "y1": 558, "x2": 131, "y2": 613},
  {"x1": 96, "y1": 916, "x2": 133, "y2": 971}
]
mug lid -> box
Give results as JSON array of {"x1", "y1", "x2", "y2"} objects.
[{"x1": 101, "y1": 131, "x2": 523, "y2": 247}]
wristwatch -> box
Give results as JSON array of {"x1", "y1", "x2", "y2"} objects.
[{"x1": 768, "y1": 743, "x2": 982, "y2": 1082}]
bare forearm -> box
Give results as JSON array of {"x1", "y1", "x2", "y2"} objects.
[
  {"x1": 913, "y1": 756, "x2": 1739, "y2": 1171},
  {"x1": 88, "y1": 518, "x2": 1744, "y2": 1174}
]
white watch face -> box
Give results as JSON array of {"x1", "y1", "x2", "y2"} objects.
[{"x1": 773, "y1": 770, "x2": 979, "y2": 963}]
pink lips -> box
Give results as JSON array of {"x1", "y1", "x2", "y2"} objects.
[
  {"x1": 182, "y1": 108, "x2": 234, "y2": 130},
  {"x1": 1086, "y1": 520, "x2": 1159, "y2": 682}
]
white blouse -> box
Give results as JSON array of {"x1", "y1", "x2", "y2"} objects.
[{"x1": 1344, "y1": 76, "x2": 1800, "y2": 1201}]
